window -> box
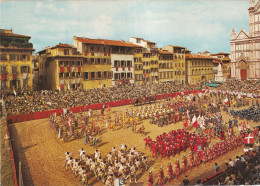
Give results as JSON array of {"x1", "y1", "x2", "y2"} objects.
[
  {"x1": 59, "y1": 73, "x2": 64, "y2": 78},
  {"x1": 0, "y1": 54, "x2": 7, "y2": 61},
  {"x1": 104, "y1": 71, "x2": 108, "y2": 78},
  {"x1": 97, "y1": 58, "x2": 101, "y2": 64},
  {"x1": 12, "y1": 66, "x2": 18, "y2": 74},
  {"x1": 90, "y1": 47, "x2": 94, "y2": 52},
  {"x1": 21, "y1": 55, "x2": 28, "y2": 61},
  {"x1": 64, "y1": 49, "x2": 69, "y2": 55},
  {"x1": 20, "y1": 66, "x2": 29, "y2": 73},
  {"x1": 84, "y1": 72, "x2": 89, "y2": 80},
  {"x1": 114, "y1": 60, "x2": 119, "y2": 67},
  {"x1": 90, "y1": 58, "x2": 95, "y2": 64},
  {"x1": 127, "y1": 73, "x2": 131, "y2": 78},
  {"x1": 114, "y1": 73, "x2": 119, "y2": 80},
  {"x1": 98, "y1": 71, "x2": 102, "y2": 79},
  {"x1": 127, "y1": 60, "x2": 132, "y2": 67},
  {"x1": 121, "y1": 60, "x2": 125, "y2": 67},
  {"x1": 103, "y1": 58, "x2": 106, "y2": 64},
  {"x1": 10, "y1": 54, "x2": 18, "y2": 61},
  {"x1": 0, "y1": 66, "x2": 7, "y2": 73},
  {"x1": 65, "y1": 72, "x2": 70, "y2": 78},
  {"x1": 91, "y1": 72, "x2": 95, "y2": 80},
  {"x1": 59, "y1": 61, "x2": 64, "y2": 66}
]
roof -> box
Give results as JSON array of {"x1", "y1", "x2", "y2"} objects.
[
  {"x1": 51, "y1": 43, "x2": 74, "y2": 49},
  {"x1": 166, "y1": 45, "x2": 185, "y2": 49},
  {"x1": 76, "y1": 37, "x2": 142, "y2": 48},
  {"x1": 212, "y1": 59, "x2": 222, "y2": 63},
  {"x1": 212, "y1": 52, "x2": 230, "y2": 56},
  {"x1": 0, "y1": 32, "x2": 31, "y2": 38},
  {"x1": 186, "y1": 54, "x2": 213, "y2": 59},
  {"x1": 159, "y1": 50, "x2": 173, "y2": 54},
  {"x1": 144, "y1": 40, "x2": 155, "y2": 44}
]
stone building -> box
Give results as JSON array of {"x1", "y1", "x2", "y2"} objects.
[
  {"x1": 0, "y1": 29, "x2": 34, "y2": 91},
  {"x1": 230, "y1": 0, "x2": 260, "y2": 80}
]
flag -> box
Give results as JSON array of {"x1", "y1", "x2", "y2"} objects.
[
  {"x1": 67, "y1": 84, "x2": 70, "y2": 90},
  {"x1": 68, "y1": 117, "x2": 72, "y2": 127},
  {"x1": 224, "y1": 97, "x2": 229, "y2": 105},
  {"x1": 255, "y1": 73, "x2": 257, "y2": 78},
  {"x1": 13, "y1": 88, "x2": 17, "y2": 96},
  {"x1": 244, "y1": 133, "x2": 254, "y2": 144},
  {"x1": 184, "y1": 117, "x2": 188, "y2": 127},
  {"x1": 192, "y1": 115, "x2": 197, "y2": 127},
  {"x1": 58, "y1": 86, "x2": 61, "y2": 92}
]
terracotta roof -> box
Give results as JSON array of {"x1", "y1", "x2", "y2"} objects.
[
  {"x1": 51, "y1": 43, "x2": 73, "y2": 49},
  {"x1": 159, "y1": 50, "x2": 173, "y2": 54},
  {"x1": 212, "y1": 59, "x2": 222, "y2": 63},
  {"x1": 0, "y1": 32, "x2": 30, "y2": 38},
  {"x1": 167, "y1": 45, "x2": 185, "y2": 49},
  {"x1": 144, "y1": 40, "x2": 155, "y2": 44},
  {"x1": 186, "y1": 54, "x2": 213, "y2": 59},
  {"x1": 212, "y1": 52, "x2": 230, "y2": 56},
  {"x1": 76, "y1": 37, "x2": 142, "y2": 48}
]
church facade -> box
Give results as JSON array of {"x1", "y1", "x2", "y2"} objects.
[{"x1": 230, "y1": 0, "x2": 260, "y2": 80}]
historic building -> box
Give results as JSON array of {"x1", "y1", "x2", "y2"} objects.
[
  {"x1": 130, "y1": 37, "x2": 159, "y2": 84},
  {"x1": 0, "y1": 29, "x2": 34, "y2": 91},
  {"x1": 185, "y1": 54, "x2": 214, "y2": 84},
  {"x1": 230, "y1": 0, "x2": 260, "y2": 80},
  {"x1": 211, "y1": 52, "x2": 231, "y2": 79},
  {"x1": 162, "y1": 45, "x2": 186, "y2": 84},
  {"x1": 158, "y1": 50, "x2": 173, "y2": 82},
  {"x1": 73, "y1": 37, "x2": 142, "y2": 86},
  {"x1": 38, "y1": 44, "x2": 83, "y2": 90}
]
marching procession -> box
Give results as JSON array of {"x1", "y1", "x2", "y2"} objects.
[
  {"x1": 3, "y1": 75, "x2": 260, "y2": 185},
  {"x1": 41, "y1": 79, "x2": 260, "y2": 185}
]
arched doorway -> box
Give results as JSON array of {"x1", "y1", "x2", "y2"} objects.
[{"x1": 239, "y1": 61, "x2": 247, "y2": 81}]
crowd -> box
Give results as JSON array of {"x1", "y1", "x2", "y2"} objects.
[
  {"x1": 217, "y1": 79, "x2": 260, "y2": 96},
  {"x1": 63, "y1": 146, "x2": 149, "y2": 185},
  {"x1": 4, "y1": 81, "x2": 201, "y2": 116},
  {"x1": 212, "y1": 139, "x2": 260, "y2": 185}
]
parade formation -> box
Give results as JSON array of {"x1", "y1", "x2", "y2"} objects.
[{"x1": 37, "y1": 79, "x2": 259, "y2": 185}]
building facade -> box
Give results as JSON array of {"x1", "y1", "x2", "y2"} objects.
[
  {"x1": 0, "y1": 29, "x2": 34, "y2": 91},
  {"x1": 73, "y1": 37, "x2": 141, "y2": 87},
  {"x1": 211, "y1": 52, "x2": 231, "y2": 79},
  {"x1": 185, "y1": 54, "x2": 214, "y2": 84},
  {"x1": 158, "y1": 50, "x2": 173, "y2": 82},
  {"x1": 162, "y1": 45, "x2": 186, "y2": 84},
  {"x1": 230, "y1": 0, "x2": 260, "y2": 80},
  {"x1": 38, "y1": 44, "x2": 84, "y2": 90}
]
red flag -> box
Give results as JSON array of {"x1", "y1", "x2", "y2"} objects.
[
  {"x1": 184, "y1": 117, "x2": 188, "y2": 128},
  {"x1": 122, "y1": 66, "x2": 125, "y2": 71},
  {"x1": 60, "y1": 67, "x2": 64, "y2": 73},
  {"x1": 255, "y1": 73, "x2": 258, "y2": 78}
]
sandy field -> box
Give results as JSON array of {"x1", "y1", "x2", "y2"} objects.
[{"x1": 8, "y1": 99, "x2": 260, "y2": 186}]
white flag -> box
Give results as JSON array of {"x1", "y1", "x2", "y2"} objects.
[
  {"x1": 67, "y1": 84, "x2": 70, "y2": 90},
  {"x1": 13, "y1": 89, "x2": 17, "y2": 96}
]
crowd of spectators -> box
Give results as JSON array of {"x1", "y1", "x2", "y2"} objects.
[
  {"x1": 217, "y1": 79, "x2": 260, "y2": 95},
  {"x1": 3, "y1": 81, "x2": 200, "y2": 116},
  {"x1": 201, "y1": 138, "x2": 260, "y2": 185}
]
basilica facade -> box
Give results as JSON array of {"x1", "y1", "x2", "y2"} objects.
[{"x1": 230, "y1": 0, "x2": 260, "y2": 80}]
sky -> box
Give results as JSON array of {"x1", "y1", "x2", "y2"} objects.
[{"x1": 0, "y1": 0, "x2": 251, "y2": 54}]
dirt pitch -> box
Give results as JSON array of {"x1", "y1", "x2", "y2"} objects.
[{"x1": 9, "y1": 100, "x2": 260, "y2": 186}]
